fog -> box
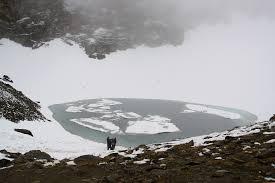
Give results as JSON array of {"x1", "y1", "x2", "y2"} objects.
[
  {"x1": 65, "y1": 0, "x2": 275, "y2": 31},
  {"x1": 1, "y1": 0, "x2": 274, "y2": 121}
]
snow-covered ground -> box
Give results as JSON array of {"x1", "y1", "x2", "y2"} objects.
[
  {"x1": 0, "y1": 113, "x2": 124, "y2": 160},
  {"x1": 185, "y1": 104, "x2": 241, "y2": 120}
]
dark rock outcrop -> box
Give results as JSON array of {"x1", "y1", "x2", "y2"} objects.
[
  {"x1": 0, "y1": 121, "x2": 274, "y2": 182},
  {"x1": 270, "y1": 114, "x2": 275, "y2": 122},
  {"x1": 0, "y1": 80, "x2": 46, "y2": 122},
  {"x1": 23, "y1": 150, "x2": 52, "y2": 161},
  {"x1": 0, "y1": 158, "x2": 11, "y2": 168},
  {"x1": 14, "y1": 129, "x2": 33, "y2": 137}
]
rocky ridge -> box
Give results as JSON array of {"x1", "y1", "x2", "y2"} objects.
[
  {"x1": 0, "y1": 0, "x2": 184, "y2": 59},
  {"x1": 0, "y1": 75, "x2": 45, "y2": 122},
  {"x1": 0, "y1": 120, "x2": 274, "y2": 182}
]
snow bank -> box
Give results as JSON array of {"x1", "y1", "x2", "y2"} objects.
[
  {"x1": 185, "y1": 104, "x2": 241, "y2": 119},
  {"x1": 0, "y1": 117, "x2": 111, "y2": 160}
]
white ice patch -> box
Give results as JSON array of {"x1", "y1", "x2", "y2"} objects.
[
  {"x1": 0, "y1": 165, "x2": 13, "y2": 170},
  {"x1": 116, "y1": 112, "x2": 141, "y2": 119},
  {"x1": 0, "y1": 153, "x2": 13, "y2": 161},
  {"x1": 133, "y1": 159, "x2": 150, "y2": 165},
  {"x1": 125, "y1": 115, "x2": 179, "y2": 134},
  {"x1": 263, "y1": 132, "x2": 275, "y2": 135},
  {"x1": 66, "y1": 160, "x2": 76, "y2": 166},
  {"x1": 264, "y1": 139, "x2": 275, "y2": 144},
  {"x1": 65, "y1": 105, "x2": 85, "y2": 113},
  {"x1": 186, "y1": 104, "x2": 241, "y2": 119},
  {"x1": 71, "y1": 118, "x2": 121, "y2": 134},
  {"x1": 181, "y1": 110, "x2": 195, "y2": 113}
]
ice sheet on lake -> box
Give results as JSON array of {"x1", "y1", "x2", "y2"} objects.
[
  {"x1": 186, "y1": 104, "x2": 241, "y2": 119},
  {"x1": 125, "y1": 115, "x2": 180, "y2": 134},
  {"x1": 71, "y1": 118, "x2": 121, "y2": 134}
]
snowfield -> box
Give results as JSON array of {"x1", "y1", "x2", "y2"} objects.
[{"x1": 185, "y1": 104, "x2": 241, "y2": 120}]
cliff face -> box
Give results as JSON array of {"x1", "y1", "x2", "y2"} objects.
[
  {"x1": 0, "y1": 0, "x2": 71, "y2": 48},
  {"x1": 0, "y1": 0, "x2": 184, "y2": 59}
]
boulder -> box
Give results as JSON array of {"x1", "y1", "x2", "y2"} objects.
[
  {"x1": 14, "y1": 129, "x2": 33, "y2": 137},
  {"x1": 0, "y1": 159, "x2": 11, "y2": 168},
  {"x1": 269, "y1": 114, "x2": 275, "y2": 122},
  {"x1": 74, "y1": 155, "x2": 100, "y2": 164},
  {"x1": 23, "y1": 150, "x2": 52, "y2": 161}
]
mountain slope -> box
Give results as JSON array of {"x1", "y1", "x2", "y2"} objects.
[
  {"x1": 0, "y1": 77, "x2": 45, "y2": 122},
  {"x1": 0, "y1": 0, "x2": 184, "y2": 59}
]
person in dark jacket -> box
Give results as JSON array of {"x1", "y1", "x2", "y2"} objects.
[{"x1": 107, "y1": 137, "x2": 116, "y2": 150}]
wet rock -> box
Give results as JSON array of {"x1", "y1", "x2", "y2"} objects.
[
  {"x1": 0, "y1": 159, "x2": 11, "y2": 168},
  {"x1": 14, "y1": 129, "x2": 33, "y2": 137}
]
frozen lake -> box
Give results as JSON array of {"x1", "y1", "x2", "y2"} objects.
[{"x1": 49, "y1": 98, "x2": 257, "y2": 147}]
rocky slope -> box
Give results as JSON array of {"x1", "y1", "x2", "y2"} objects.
[
  {"x1": 0, "y1": 75, "x2": 45, "y2": 122},
  {"x1": 0, "y1": 0, "x2": 184, "y2": 59},
  {"x1": 0, "y1": 120, "x2": 274, "y2": 183}
]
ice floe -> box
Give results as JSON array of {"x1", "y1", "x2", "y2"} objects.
[
  {"x1": 71, "y1": 118, "x2": 121, "y2": 134},
  {"x1": 125, "y1": 115, "x2": 180, "y2": 134},
  {"x1": 185, "y1": 104, "x2": 241, "y2": 119}
]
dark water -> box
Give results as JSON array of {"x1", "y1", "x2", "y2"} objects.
[{"x1": 49, "y1": 98, "x2": 257, "y2": 147}]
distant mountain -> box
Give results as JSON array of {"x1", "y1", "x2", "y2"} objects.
[{"x1": 0, "y1": 0, "x2": 184, "y2": 59}]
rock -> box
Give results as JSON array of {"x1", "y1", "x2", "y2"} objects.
[
  {"x1": 225, "y1": 136, "x2": 238, "y2": 141},
  {"x1": 270, "y1": 114, "x2": 275, "y2": 122},
  {"x1": 212, "y1": 170, "x2": 231, "y2": 177},
  {"x1": 103, "y1": 174, "x2": 120, "y2": 183},
  {"x1": 185, "y1": 160, "x2": 201, "y2": 166},
  {"x1": 256, "y1": 148, "x2": 275, "y2": 159},
  {"x1": 23, "y1": 150, "x2": 52, "y2": 161},
  {"x1": 231, "y1": 157, "x2": 246, "y2": 164},
  {"x1": 160, "y1": 164, "x2": 166, "y2": 169},
  {"x1": 0, "y1": 80, "x2": 46, "y2": 122},
  {"x1": 14, "y1": 129, "x2": 33, "y2": 137},
  {"x1": 74, "y1": 155, "x2": 100, "y2": 164},
  {"x1": 0, "y1": 159, "x2": 11, "y2": 168},
  {"x1": 96, "y1": 54, "x2": 106, "y2": 60},
  {"x1": 25, "y1": 161, "x2": 44, "y2": 169},
  {"x1": 2, "y1": 75, "x2": 13, "y2": 83}
]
